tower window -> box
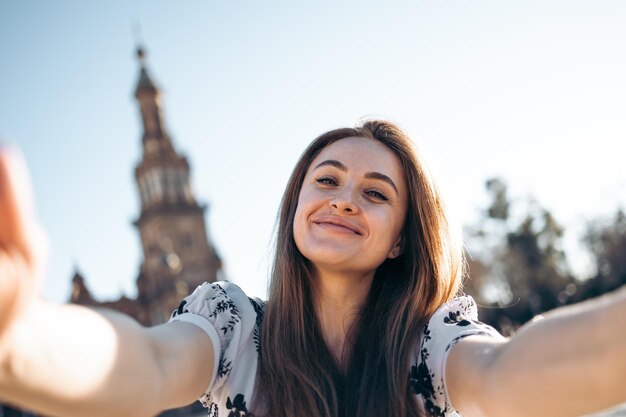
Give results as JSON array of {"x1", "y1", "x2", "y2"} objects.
[
  {"x1": 165, "y1": 168, "x2": 177, "y2": 201},
  {"x1": 149, "y1": 169, "x2": 163, "y2": 202},
  {"x1": 176, "y1": 170, "x2": 187, "y2": 199},
  {"x1": 139, "y1": 178, "x2": 148, "y2": 205},
  {"x1": 183, "y1": 233, "x2": 194, "y2": 249}
]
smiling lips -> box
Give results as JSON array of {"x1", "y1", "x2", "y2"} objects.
[{"x1": 312, "y1": 215, "x2": 364, "y2": 235}]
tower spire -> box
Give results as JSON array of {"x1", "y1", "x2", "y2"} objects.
[
  {"x1": 133, "y1": 43, "x2": 170, "y2": 154},
  {"x1": 131, "y1": 45, "x2": 222, "y2": 325},
  {"x1": 135, "y1": 45, "x2": 158, "y2": 94}
]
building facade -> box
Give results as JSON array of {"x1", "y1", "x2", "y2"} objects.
[{"x1": 71, "y1": 46, "x2": 222, "y2": 329}]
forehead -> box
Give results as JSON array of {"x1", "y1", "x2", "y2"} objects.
[{"x1": 310, "y1": 136, "x2": 404, "y2": 177}]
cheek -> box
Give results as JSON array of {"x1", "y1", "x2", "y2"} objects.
[
  {"x1": 292, "y1": 206, "x2": 303, "y2": 242},
  {"x1": 292, "y1": 188, "x2": 318, "y2": 235},
  {"x1": 292, "y1": 199, "x2": 309, "y2": 250},
  {"x1": 375, "y1": 211, "x2": 404, "y2": 247}
]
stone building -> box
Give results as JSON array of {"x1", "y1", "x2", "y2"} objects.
[{"x1": 71, "y1": 45, "x2": 222, "y2": 328}]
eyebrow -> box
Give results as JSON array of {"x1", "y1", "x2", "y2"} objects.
[{"x1": 313, "y1": 159, "x2": 399, "y2": 195}]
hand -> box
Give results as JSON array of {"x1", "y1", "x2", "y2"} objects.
[{"x1": 0, "y1": 148, "x2": 46, "y2": 353}]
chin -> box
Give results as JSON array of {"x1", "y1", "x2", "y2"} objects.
[
  {"x1": 304, "y1": 255, "x2": 379, "y2": 277},
  {"x1": 303, "y1": 251, "x2": 353, "y2": 268}
]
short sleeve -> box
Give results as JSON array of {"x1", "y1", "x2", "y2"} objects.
[
  {"x1": 411, "y1": 296, "x2": 505, "y2": 417},
  {"x1": 168, "y1": 281, "x2": 260, "y2": 406}
]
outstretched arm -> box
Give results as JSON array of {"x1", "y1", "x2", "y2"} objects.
[
  {"x1": 0, "y1": 149, "x2": 214, "y2": 417},
  {"x1": 446, "y1": 287, "x2": 626, "y2": 417},
  {"x1": 0, "y1": 305, "x2": 214, "y2": 417}
]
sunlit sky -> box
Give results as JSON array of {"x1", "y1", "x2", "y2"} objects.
[{"x1": 2, "y1": 1, "x2": 626, "y2": 303}]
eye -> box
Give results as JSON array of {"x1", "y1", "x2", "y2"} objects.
[
  {"x1": 315, "y1": 176, "x2": 338, "y2": 186},
  {"x1": 365, "y1": 189, "x2": 389, "y2": 201}
]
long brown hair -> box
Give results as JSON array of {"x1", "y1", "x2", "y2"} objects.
[{"x1": 257, "y1": 120, "x2": 464, "y2": 417}]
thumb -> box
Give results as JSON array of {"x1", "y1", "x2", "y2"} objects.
[{"x1": 0, "y1": 146, "x2": 46, "y2": 278}]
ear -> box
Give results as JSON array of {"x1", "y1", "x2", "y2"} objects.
[{"x1": 387, "y1": 236, "x2": 404, "y2": 259}]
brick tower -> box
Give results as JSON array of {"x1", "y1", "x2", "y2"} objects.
[
  {"x1": 71, "y1": 46, "x2": 222, "y2": 330},
  {"x1": 132, "y1": 45, "x2": 222, "y2": 325}
]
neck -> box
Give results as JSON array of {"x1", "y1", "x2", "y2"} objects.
[{"x1": 311, "y1": 268, "x2": 375, "y2": 371}]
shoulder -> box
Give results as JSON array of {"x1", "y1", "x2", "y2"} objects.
[
  {"x1": 171, "y1": 281, "x2": 265, "y2": 328},
  {"x1": 168, "y1": 282, "x2": 265, "y2": 399},
  {"x1": 420, "y1": 296, "x2": 502, "y2": 361},
  {"x1": 426, "y1": 296, "x2": 496, "y2": 339},
  {"x1": 410, "y1": 296, "x2": 505, "y2": 417}
]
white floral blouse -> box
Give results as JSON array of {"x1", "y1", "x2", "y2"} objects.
[{"x1": 169, "y1": 281, "x2": 504, "y2": 417}]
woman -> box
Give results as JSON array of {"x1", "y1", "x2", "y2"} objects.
[{"x1": 0, "y1": 120, "x2": 625, "y2": 417}]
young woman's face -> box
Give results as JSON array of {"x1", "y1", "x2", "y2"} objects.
[{"x1": 293, "y1": 136, "x2": 408, "y2": 276}]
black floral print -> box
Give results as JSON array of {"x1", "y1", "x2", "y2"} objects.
[
  {"x1": 218, "y1": 357, "x2": 233, "y2": 378},
  {"x1": 171, "y1": 284, "x2": 503, "y2": 417},
  {"x1": 171, "y1": 299, "x2": 188, "y2": 317},
  {"x1": 207, "y1": 285, "x2": 241, "y2": 335},
  {"x1": 248, "y1": 298, "x2": 265, "y2": 352},
  {"x1": 413, "y1": 296, "x2": 504, "y2": 416},
  {"x1": 410, "y1": 360, "x2": 432, "y2": 397},
  {"x1": 415, "y1": 343, "x2": 449, "y2": 417},
  {"x1": 226, "y1": 394, "x2": 254, "y2": 417},
  {"x1": 207, "y1": 401, "x2": 219, "y2": 417},
  {"x1": 443, "y1": 310, "x2": 472, "y2": 326}
]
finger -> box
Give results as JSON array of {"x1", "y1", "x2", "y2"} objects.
[{"x1": 0, "y1": 148, "x2": 41, "y2": 264}]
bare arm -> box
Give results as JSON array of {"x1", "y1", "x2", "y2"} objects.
[
  {"x1": 0, "y1": 304, "x2": 214, "y2": 417},
  {"x1": 446, "y1": 287, "x2": 626, "y2": 417},
  {"x1": 0, "y1": 150, "x2": 214, "y2": 417}
]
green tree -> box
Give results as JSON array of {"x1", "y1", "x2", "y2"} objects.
[
  {"x1": 577, "y1": 209, "x2": 626, "y2": 299},
  {"x1": 465, "y1": 178, "x2": 577, "y2": 334}
]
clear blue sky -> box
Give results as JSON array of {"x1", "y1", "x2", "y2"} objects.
[{"x1": 2, "y1": 1, "x2": 626, "y2": 303}]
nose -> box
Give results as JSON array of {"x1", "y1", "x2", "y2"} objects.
[{"x1": 330, "y1": 186, "x2": 358, "y2": 214}]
